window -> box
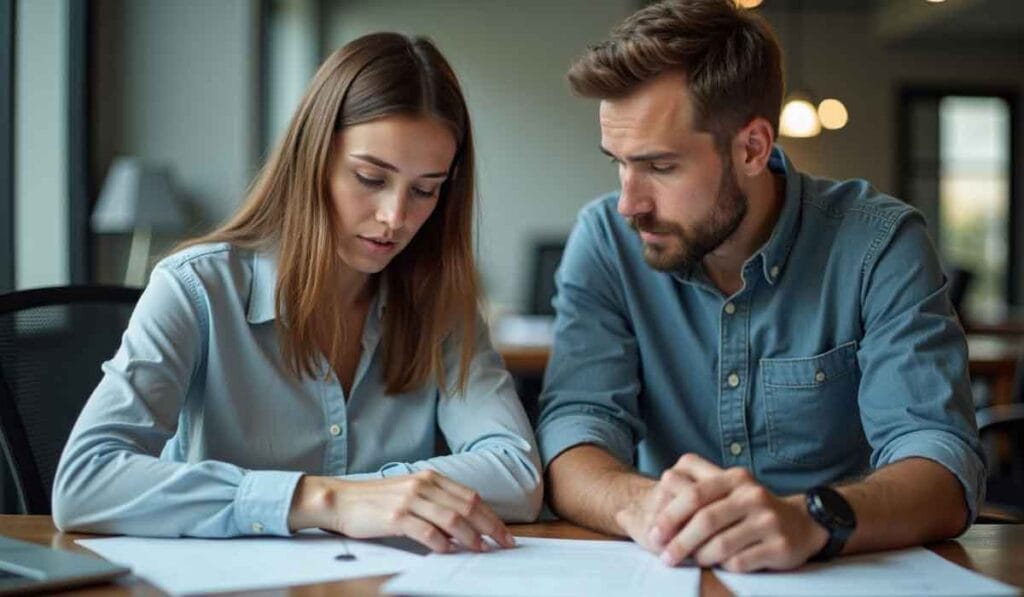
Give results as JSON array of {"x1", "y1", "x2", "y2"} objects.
[{"x1": 899, "y1": 89, "x2": 1018, "y2": 321}]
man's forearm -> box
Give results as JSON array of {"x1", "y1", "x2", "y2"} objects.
[
  {"x1": 546, "y1": 444, "x2": 655, "y2": 536},
  {"x1": 825, "y1": 457, "x2": 969, "y2": 555}
]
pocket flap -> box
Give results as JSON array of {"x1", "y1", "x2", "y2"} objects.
[{"x1": 761, "y1": 340, "x2": 859, "y2": 388}]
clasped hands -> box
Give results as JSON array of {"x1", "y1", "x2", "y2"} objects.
[{"x1": 616, "y1": 453, "x2": 828, "y2": 572}]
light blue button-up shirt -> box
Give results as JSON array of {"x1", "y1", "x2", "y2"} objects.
[
  {"x1": 53, "y1": 243, "x2": 542, "y2": 537},
  {"x1": 537, "y1": 147, "x2": 985, "y2": 520}
]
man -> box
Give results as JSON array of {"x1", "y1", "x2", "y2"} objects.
[{"x1": 536, "y1": 0, "x2": 985, "y2": 573}]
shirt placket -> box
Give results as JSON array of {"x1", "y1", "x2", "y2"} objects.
[
  {"x1": 317, "y1": 358, "x2": 350, "y2": 475},
  {"x1": 718, "y1": 283, "x2": 754, "y2": 470}
]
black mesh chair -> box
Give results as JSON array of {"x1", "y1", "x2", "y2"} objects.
[
  {"x1": 976, "y1": 341, "x2": 1024, "y2": 522},
  {"x1": 0, "y1": 286, "x2": 141, "y2": 514}
]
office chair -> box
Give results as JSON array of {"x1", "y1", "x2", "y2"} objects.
[
  {"x1": 0, "y1": 286, "x2": 141, "y2": 514},
  {"x1": 528, "y1": 240, "x2": 566, "y2": 317},
  {"x1": 946, "y1": 266, "x2": 974, "y2": 319},
  {"x1": 976, "y1": 342, "x2": 1024, "y2": 522}
]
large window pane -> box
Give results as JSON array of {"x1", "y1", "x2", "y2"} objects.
[{"x1": 938, "y1": 96, "x2": 1011, "y2": 320}]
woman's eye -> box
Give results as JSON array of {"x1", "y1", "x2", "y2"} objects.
[
  {"x1": 411, "y1": 186, "x2": 437, "y2": 198},
  {"x1": 355, "y1": 173, "x2": 384, "y2": 188}
]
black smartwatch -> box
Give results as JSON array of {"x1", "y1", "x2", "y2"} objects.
[{"x1": 805, "y1": 485, "x2": 856, "y2": 561}]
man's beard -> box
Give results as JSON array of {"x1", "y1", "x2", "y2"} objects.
[{"x1": 628, "y1": 155, "x2": 748, "y2": 275}]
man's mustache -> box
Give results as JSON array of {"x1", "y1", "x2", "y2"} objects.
[{"x1": 628, "y1": 214, "x2": 678, "y2": 235}]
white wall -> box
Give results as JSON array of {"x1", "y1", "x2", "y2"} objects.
[
  {"x1": 92, "y1": 0, "x2": 259, "y2": 228},
  {"x1": 326, "y1": 0, "x2": 634, "y2": 311},
  {"x1": 15, "y1": 0, "x2": 68, "y2": 289}
]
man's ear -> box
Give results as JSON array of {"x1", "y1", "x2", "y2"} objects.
[{"x1": 731, "y1": 117, "x2": 775, "y2": 176}]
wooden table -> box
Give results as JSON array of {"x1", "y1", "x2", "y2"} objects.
[{"x1": 1, "y1": 516, "x2": 1021, "y2": 596}]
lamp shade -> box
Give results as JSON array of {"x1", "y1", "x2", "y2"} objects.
[{"x1": 91, "y1": 157, "x2": 188, "y2": 233}]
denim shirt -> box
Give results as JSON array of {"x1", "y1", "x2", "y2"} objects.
[
  {"x1": 53, "y1": 243, "x2": 542, "y2": 537},
  {"x1": 537, "y1": 147, "x2": 985, "y2": 520}
]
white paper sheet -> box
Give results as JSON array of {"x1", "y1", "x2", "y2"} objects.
[
  {"x1": 77, "y1": 530, "x2": 424, "y2": 595},
  {"x1": 382, "y1": 536, "x2": 700, "y2": 597},
  {"x1": 714, "y1": 546, "x2": 1019, "y2": 596}
]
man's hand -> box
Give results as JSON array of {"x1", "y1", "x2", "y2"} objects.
[
  {"x1": 648, "y1": 454, "x2": 828, "y2": 572},
  {"x1": 614, "y1": 462, "x2": 701, "y2": 551}
]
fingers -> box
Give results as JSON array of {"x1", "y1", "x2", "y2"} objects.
[
  {"x1": 660, "y1": 486, "x2": 752, "y2": 566},
  {"x1": 408, "y1": 495, "x2": 485, "y2": 552},
  {"x1": 670, "y1": 453, "x2": 724, "y2": 481},
  {"x1": 691, "y1": 515, "x2": 764, "y2": 568},
  {"x1": 422, "y1": 473, "x2": 515, "y2": 549},
  {"x1": 649, "y1": 466, "x2": 752, "y2": 549},
  {"x1": 722, "y1": 540, "x2": 786, "y2": 573},
  {"x1": 396, "y1": 512, "x2": 455, "y2": 553}
]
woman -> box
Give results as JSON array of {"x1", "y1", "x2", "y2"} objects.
[{"x1": 52, "y1": 33, "x2": 541, "y2": 553}]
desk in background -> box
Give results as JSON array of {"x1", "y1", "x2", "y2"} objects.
[
  {"x1": 0, "y1": 516, "x2": 1020, "y2": 596},
  {"x1": 499, "y1": 334, "x2": 1022, "y2": 406}
]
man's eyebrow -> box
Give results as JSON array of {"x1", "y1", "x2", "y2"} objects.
[
  {"x1": 350, "y1": 153, "x2": 448, "y2": 178},
  {"x1": 599, "y1": 147, "x2": 679, "y2": 163}
]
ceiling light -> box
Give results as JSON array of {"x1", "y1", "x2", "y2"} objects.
[
  {"x1": 818, "y1": 98, "x2": 849, "y2": 130},
  {"x1": 780, "y1": 96, "x2": 821, "y2": 138}
]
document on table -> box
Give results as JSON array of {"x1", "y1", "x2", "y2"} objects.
[
  {"x1": 382, "y1": 536, "x2": 700, "y2": 597},
  {"x1": 715, "y1": 546, "x2": 1019, "y2": 596},
  {"x1": 77, "y1": 530, "x2": 424, "y2": 595}
]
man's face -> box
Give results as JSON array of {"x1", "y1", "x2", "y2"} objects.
[{"x1": 600, "y1": 72, "x2": 747, "y2": 274}]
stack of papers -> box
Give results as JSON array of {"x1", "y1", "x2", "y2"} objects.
[
  {"x1": 714, "y1": 547, "x2": 1019, "y2": 596},
  {"x1": 78, "y1": 530, "x2": 423, "y2": 595},
  {"x1": 77, "y1": 533, "x2": 1019, "y2": 596},
  {"x1": 383, "y1": 537, "x2": 700, "y2": 597}
]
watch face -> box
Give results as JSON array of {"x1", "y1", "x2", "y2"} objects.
[{"x1": 816, "y1": 488, "x2": 856, "y2": 528}]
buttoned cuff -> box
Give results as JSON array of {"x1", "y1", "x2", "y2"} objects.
[
  {"x1": 874, "y1": 429, "x2": 986, "y2": 526},
  {"x1": 233, "y1": 470, "x2": 304, "y2": 536},
  {"x1": 537, "y1": 412, "x2": 635, "y2": 470}
]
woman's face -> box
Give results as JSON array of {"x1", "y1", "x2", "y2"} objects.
[{"x1": 328, "y1": 114, "x2": 457, "y2": 274}]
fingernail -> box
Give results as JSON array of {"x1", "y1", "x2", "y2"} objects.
[
  {"x1": 661, "y1": 551, "x2": 675, "y2": 566},
  {"x1": 480, "y1": 540, "x2": 491, "y2": 552}
]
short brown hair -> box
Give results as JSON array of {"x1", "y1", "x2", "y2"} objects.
[
  {"x1": 568, "y1": 0, "x2": 783, "y2": 150},
  {"x1": 179, "y1": 33, "x2": 479, "y2": 395}
]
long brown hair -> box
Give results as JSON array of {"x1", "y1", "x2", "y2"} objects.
[
  {"x1": 179, "y1": 32, "x2": 479, "y2": 394},
  {"x1": 567, "y1": 0, "x2": 783, "y2": 152}
]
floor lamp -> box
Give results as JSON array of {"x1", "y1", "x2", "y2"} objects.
[{"x1": 91, "y1": 158, "x2": 187, "y2": 287}]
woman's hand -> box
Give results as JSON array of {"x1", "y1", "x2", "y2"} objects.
[{"x1": 287, "y1": 470, "x2": 516, "y2": 553}]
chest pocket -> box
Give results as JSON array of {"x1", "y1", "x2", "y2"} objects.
[{"x1": 760, "y1": 340, "x2": 865, "y2": 466}]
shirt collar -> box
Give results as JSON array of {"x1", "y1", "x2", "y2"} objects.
[
  {"x1": 246, "y1": 248, "x2": 388, "y2": 324},
  {"x1": 757, "y1": 145, "x2": 803, "y2": 286},
  {"x1": 247, "y1": 248, "x2": 278, "y2": 324}
]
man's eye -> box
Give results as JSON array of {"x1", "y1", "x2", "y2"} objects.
[{"x1": 650, "y1": 163, "x2": 675, "y2": 173}]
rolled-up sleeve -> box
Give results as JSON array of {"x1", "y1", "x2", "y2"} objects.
[
  {"x1": 378, "y1": 315, "x2": 543, "y2": 522},
  {"x1": 52, "y1": 263, "x2": 302, "y2": 538},
  {"x1": 536, "y1": 207, "x2": 646, "y2": 469},
  {"x1": 857, "y1": 211, "x2": 986, "y2": 523}
]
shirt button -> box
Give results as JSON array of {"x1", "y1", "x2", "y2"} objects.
[
  {"x1": 727, "y1": 373, "x2": 740, "y2": 388},
  {"x1": 724, "y1": 302, "x2": 736, "y2": 315},
  {"x1": 251, "y1": 522, "x2": 264, "y2": 533},
  {"x1": 815, "y1": 370, "x2": 827, "y2": 383},
  {"x1": 770, "y1": 265, "x2": 780, "y2": 279},
  {"x1": 329, "y1": 424, "x2": 342, "y2": 436},
  {"x1": 730, "y1": 442, "x2": 743, "y2": 456}
]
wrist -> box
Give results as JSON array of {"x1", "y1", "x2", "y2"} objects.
[
  {"x1": 785, "y1": 494, "x2": 829, "y2": 558},
  {"x1": 288, "y1": 475, "x2": 341, "y2": 532}
]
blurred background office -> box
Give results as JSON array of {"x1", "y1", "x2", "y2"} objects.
[{"x1": 1, "y1": 0, "x2": 1023, "y2": 517}]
